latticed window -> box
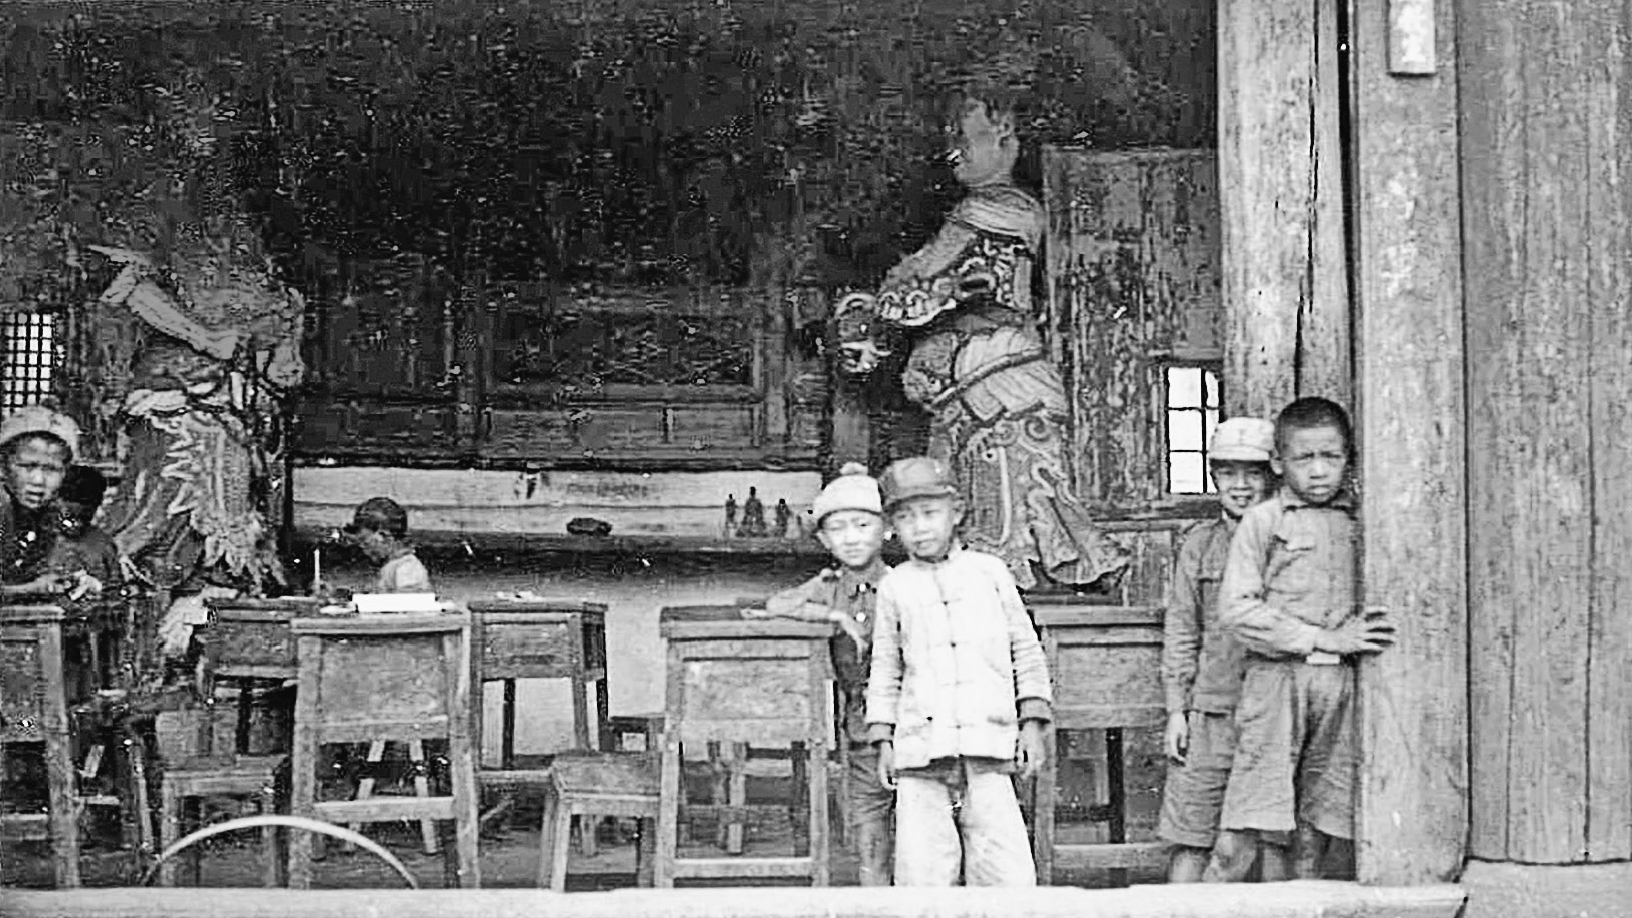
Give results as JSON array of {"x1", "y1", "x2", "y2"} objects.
[
  {"x1": 0, "y1": 311, "x2": 59, "y2": 416},
  {"x1": 1166, "y1": 364, "x2": 1223, "y2": 495}
]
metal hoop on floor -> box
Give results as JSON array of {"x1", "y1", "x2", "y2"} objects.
[{"x1": 138, "y1": 814, "x2": 420, "y2": 888}]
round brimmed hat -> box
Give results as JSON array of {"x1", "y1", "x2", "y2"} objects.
[
  {"x1": 343, "y1": 496, "x2": 409, "y2": 538},
  {"x1": 810, "y1": 462, "x2": 883, "y2": 523},
  {"x1": 0, "y1": 405, "x2": 80, "y2": 459},
  {"x1": 879, "y1": 456, "x2": 958, "y2": 511},
  {"x1": 1209, "y1": 418, "x2": 1276, "y2": 464}
]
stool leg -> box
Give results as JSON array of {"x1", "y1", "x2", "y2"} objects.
[
  {"x1": 347, "y1": 740, "x2": 387, "y2": 850},
  {"x1": 537, "y1": 786, "x2": 563, "y2": 890},
  {"x1": 158, "y1": 781, "x2": 182, "y2": 887},
  {"x1": 1105, "y1": 728, "x2": 1128, "y2": 888},
  {"x1": 259, "y1": 783, "x2": 282, "y2": 888},
  {"x1": 635, "y1": 815, "x2": 657, "y2": 888}
]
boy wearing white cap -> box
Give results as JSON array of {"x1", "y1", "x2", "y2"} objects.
[
  {"x1": 0, "y1": 405, "x2": 87, "y2": 599},
  {"x1": 1158, "y1": 417, "x2": 1285, "y2": 882},
  {"x1": 745, "y1": 462, "x2": 895, "y2": 885}
]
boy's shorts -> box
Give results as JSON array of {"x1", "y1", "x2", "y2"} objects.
[
  {"x1": 847, "y1": 744, "x2": 896, "y2": 829},
  {"x1": 1220, "y1": 659, "x2": 1357, "y2": 840},
  {"x1": 1158, "y1": 711, "x2": 1238, "y2": 849}
]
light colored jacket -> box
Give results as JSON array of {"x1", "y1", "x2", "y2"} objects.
[{"x1": 865, "y1": 547, "x2": 1052, "y2": 769}]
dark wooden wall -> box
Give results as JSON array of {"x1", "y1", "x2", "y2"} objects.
[
  {"x1": 1462, "y1": 0, "x2": 1632, "y2": 866},
  {"x1": 1043, "y1": 147, "x2": 1223, "y2": 606}
]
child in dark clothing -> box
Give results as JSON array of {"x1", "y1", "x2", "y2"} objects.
[
  {"x1": 1158, "y1": 418, "x2": 1286, "y2": 882},
  {"x1": 745, "y1": 463, "x2": 894, "y2": 885},
  {"x1": 49, "y1": 465, "x2": 121, "y2": 599}
]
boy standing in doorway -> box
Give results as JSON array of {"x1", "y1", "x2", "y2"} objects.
[{"x1": 1208, "y1": 397, "x2": 1395, "y2": 881}]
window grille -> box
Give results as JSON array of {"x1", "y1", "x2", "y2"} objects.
[
  {"x1": 1165, "y1": 364, "x2": 1223, "y2": 494},
  {"x1": 1, "y1": 311, "x2": 59, "y2": 416}
]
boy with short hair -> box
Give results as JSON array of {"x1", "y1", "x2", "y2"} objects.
[
  {"x1": 1208, "y1": 397, "x2": 1395, "y2": 881},
  {"x1": 1158, "y1": 417, "x2": 1285, "y2": 883},
  {"x1": 744, "y1": 462, "x2": 894, "y2": 885},
  {"x1": 866, "y1": 456, "x2": 1050, "y2": 887},
  {"x1": 341, "y1": 496, "x2": 433, "y2": 594}
]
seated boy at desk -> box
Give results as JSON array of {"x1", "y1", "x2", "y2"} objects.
[
  {"x1": 339, "y1": 496, "x2": 434, "y2": 595},
  {"x1": 743, "y1": 463, "x2": 895, "y2": 886}
]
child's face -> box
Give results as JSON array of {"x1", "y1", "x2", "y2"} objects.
[
  {"x1": 353, "y1": 527, "x2": 393, "y2": 563},
  {"x1": 816, "y1": 509, "x2": 887, "y2": 570},
  {"x1": 1209, "y1": 460, "x2": 1273, "y2": 519},
  {"x1": 1272, "y1": 425, "x2": 1350, "y2": 506},
  {"x1": 4, "y1": 436, "x2": 69, "y2": 510},
  {"x1": 889, "y1": 496, "x2": 962, "y2": 562}
]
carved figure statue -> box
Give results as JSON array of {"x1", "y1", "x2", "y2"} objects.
[
  {"x1": 87, "y1": 243, "x2": 304, "y2": 662},
  {"x1": 834, "y1": 79, "x2": 1128, "y2": 591}
]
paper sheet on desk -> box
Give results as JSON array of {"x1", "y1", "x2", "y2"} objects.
[{"x1": 352, "y1": 592, "x2": 443, "y2": 614}]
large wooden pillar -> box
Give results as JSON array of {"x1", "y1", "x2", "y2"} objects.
[
  {"x1": 1218, "y1": 0, "x2": 1351, "y2": 418},
  {"x1": 1461, "y1": 0, "x2": 1632, "y2": 876},
  {"x1": 1348, "y1": 0, "x2": 1468, "y2": 887}
]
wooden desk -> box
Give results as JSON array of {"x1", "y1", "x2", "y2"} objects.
[
  {"x1": 464, "y1": 600, "x2": 610, "y2": 762},
  {"x1": 198, "y1": 598, "x2": 322, "y2": 755},
  {"x1": 1030, "y1": 600, "x2": 1168, "y2": 885},
  {"x1": 654, "y1": 605, "x2": 833, "y2": 887}
]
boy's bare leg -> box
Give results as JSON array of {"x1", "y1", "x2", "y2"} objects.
[
  {"x1": 854, "y1": 816, "x2": 893, "y2": 886},
  {"x1": 1258, "y1": 837, "x2": 1292, "y2": 881},
  {"x1": 1201, "y1": 829, "x2": 1258, "y2": 883},
  {"x1": 1168, "y1": 846, "x2": 1210, "y2": 883},
  {"x1": 1294, "y1": 823, "x2": 1330, "y2": 879}
]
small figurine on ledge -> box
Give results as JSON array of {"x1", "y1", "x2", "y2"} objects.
[
  {"x1": 775, "y1": 498, "x2": 792, "y2": 540},
  {"x1": 739, "y1": 487, "x2": 768, "y2": 538}
]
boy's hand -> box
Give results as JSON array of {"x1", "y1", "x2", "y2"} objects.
[
  {"x1": 834, "y1": 611, "x2": 868, "y2": 653},
  {"x1": 876, "y1": 741, "x2": 897, "y2": 790},
  {"x1": 68, "y1": 570, "x2": 103, "y2": 601},
  {"x1": 1016, "y1": 721, "x2": 1047, "y2": 781},
  {"x1": 1315, "y1": 611, "x2": 1396, "y2": 656},
  {"x1": 1164, "y1": 711, "x2": 1190, "y2": 765}
]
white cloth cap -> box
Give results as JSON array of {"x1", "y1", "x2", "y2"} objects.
[
  {"x1": 1210, "y1": 417, "x2": 1275, "y2": 463},
  {"x1": 0, "y1": 405, "x2": 80, "y2": 459},
  {"x1": 810, "y1": 462, "x2": 883, "y2": 522}
]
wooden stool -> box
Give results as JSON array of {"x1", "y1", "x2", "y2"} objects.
[
  {"x1": 286, "y1": 613, "x2": 480, "y2": 889},
  {"x1": 158, "y1": 755, "x2": 284, "y2": 887},
  {"x1": 538, "y1": 752, "x2": 660, "y2": 890},
  {"x1": 0, "y1": 605, "x2": 81, "y2": 888},
  {"x1": 468, "y1": 601, "x2": 609, "y2": 853},
  {"x1": 654, "y1": 606, "x2": 832, "y2": 887}
]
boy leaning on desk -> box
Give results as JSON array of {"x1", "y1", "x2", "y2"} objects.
[{"x1": 742, "y1": 463, "x2": 896, "y2": 886}]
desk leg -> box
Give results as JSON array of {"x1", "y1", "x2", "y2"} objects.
[
  {"x1": 235, "y1": 681, "x2": 255, "y2": 756},
  {"x1": 791, "y1": 741, "x2": 809, "y2": 858},
  {"x1": 726, "y1": 742, "x2": 747, "y2": 855},
  {"x1": 654, "y1": 741, "x2": 681, "y2": 888},
  {"x1": 1033, "y1": 723, "x2": 1058, "y2": 885},
  {"x1": 595, "y1": 676, "x2": 611, "y2": 753},
  {"x1": 1105, "y1": 728, "x2": 1127, "y2": 888},
  {"x1": 501, "y1": 679, "x2": 517, "y2": 769}
]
